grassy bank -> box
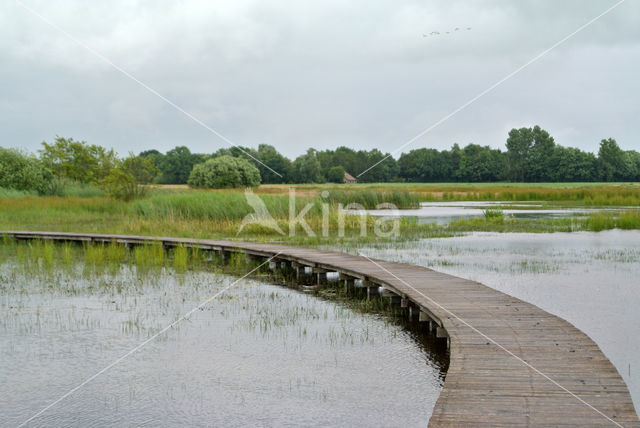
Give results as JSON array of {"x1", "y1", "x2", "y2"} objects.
[
  {"x1": 447, "y1": 209, "x2": 640, "y2": 233},
  {"x1": 0, "y1": 190, "x2": 443, "y2": 244},
  {"x1": 1, "y1": 186, "x2": 639, "y2": 246},
  {"x1": 257, "y1": 183, "x2": 640, "y2": 206}
]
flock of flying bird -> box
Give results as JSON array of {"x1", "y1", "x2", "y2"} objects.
[{"x1": 423, "y1": 27, "x2": 472, "y2": 37}]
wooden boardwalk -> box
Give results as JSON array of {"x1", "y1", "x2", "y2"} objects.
[{"x1": 4, "y1": 231, "x2": 639, "y2": 427}]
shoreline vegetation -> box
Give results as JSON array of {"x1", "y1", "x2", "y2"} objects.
[
  {"x1": 0, "y1": 238, "x2": 428, "y2": 324},
  {"x1": 1, "y1": 183, "x2": 639, "y2": 245},
  {"x1": 3, "y1": 130, "x2": 640, "y2": 201}
]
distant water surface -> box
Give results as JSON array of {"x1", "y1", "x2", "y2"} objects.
[
  {"x1": 349, "y1": 230, "x2": 640, "y2": 411},
  {"x1": 362, "y1": 201, "x2": 632, "y2": 224}
]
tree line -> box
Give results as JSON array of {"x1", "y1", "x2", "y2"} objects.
[
  {"x1": 1, "y1": 125, "x2": 639, "y2": 200},
  {"x1": 140, "y1": 125, "x2": 640, "y2": 184},
  {"x1": 0, "y1": 138, "x2": 156, "y2": 200}
]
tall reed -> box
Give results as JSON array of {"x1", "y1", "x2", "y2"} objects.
[{"x1": 325, "y1": 189, "x2": 420, "y2": 209}]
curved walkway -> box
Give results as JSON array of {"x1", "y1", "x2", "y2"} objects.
[{"x1": 4, "y1": 231, "x2": 638, "y2": 427}]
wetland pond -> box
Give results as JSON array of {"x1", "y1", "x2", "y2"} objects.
[
  {"x1": 346, "y1": 229, "x2": 640, "y2": 412},
  {"x1": 364, "y1": 201, "x2": 633, "y2": 224},
  {"x1": 0, "y1": 245, "x2": 446, "y2": 427}
]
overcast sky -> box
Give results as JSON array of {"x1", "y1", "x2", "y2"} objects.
[{"x1": 1, "y1": 0, "x2": 639, "y2": 159}]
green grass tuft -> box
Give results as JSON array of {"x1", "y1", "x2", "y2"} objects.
[{"x1": 172, "y1": 245, "x2": 188, "y2": 271}]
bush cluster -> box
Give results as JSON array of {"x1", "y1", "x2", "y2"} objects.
[
  {"x1": 188, "y1": 155, "x2": 260, "y2": 188},
  {"x1": 0, "y1": 148, "x2": 53, "y2": 194}
]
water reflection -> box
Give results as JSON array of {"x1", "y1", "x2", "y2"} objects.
[
  {"x1": 363, "y1": 201, "x2": 632, "y2": 224},
  {"x1": 0, "y1": 261, "x2": 445, "y2": 427}
]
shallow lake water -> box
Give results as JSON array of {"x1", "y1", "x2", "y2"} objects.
[
  {"x1": 348, "y1": 229, "x2": 640, "y2": 412},
  {"x1": 0, "y1": 261, "x2": 445, "y2": 427},
  {"x1": 364, "y1": 201, "x2": 631, "y2": 224}
]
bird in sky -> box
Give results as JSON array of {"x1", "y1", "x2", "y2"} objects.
[{"x1": 422, "y1": 28, "x2": 471, "y2": 38}]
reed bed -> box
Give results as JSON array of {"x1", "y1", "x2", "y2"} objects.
[
  {"x1": 583, "y1": 210, "x2": 640, "y2": 231},
  {"x1": 324, "y1": 189, "x2": 420, "y2": 209},
  {"x1": 409, "y1": 184, "x2": 640, "y2": 206},
  {"x1": 257, "y1": 183, "x2": 640, "y2": 206},
  {"x1": 445, "y1": 209, "x2": 640, "y2": 233},
  {"x1": 133, "y1": 191, "x2": 323, "y2": 220},
  {"x1": 1, "y1": 186, "x2": 640, "y2": 246},
  {"x1": 1, "y1": 239, "x2": 228, "y2": 276},
  {"x1": 0, "y1": 191, "x2": 405, "y2": 242}
]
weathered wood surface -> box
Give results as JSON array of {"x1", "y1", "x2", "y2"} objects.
[{"x1": 4, "y1": 231, "x2": 638, "y2": 427}]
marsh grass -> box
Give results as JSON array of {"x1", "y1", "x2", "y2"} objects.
[
  {"x1": 2, "y1": 186, "x2": 640, "y2": 247},
  {"x1": 346, "y1": 183, "x2": 640, "y2": 206},
  {"x1": 584, "y1": 212, "x2": 616, "y2": 232},
  {"x1": 6, "y1": 238, "x2": 262, "y2": 278},
  {"x1": 61, "y1": 242, "x2": 74, "y2": 266},
  {"x1": 444, "y1": 210, "x2": 640, "y2": 234},
  {"x1": 133, "y1": 191, "x2": 323, "y2": 221},
  {"x1": 134, "y1": 241, "x2": 165, "y2": 267},
  {"x1": 510, "y1": 259, "x2": 560, "y2": 274},
  {"x1": 226, "y1": 251, "x2": 254, "y2": 274},
  {"x1": 483, "y1": 208, "x2": 504, "y2": 220},
  {"x1": 55, "y1": 183, "x2": 105, "y2": 198},
  {"x1": 172, "y1": 245, "x2": 188, "y2": 271},
  {"x1": 613, "y1": 210, "x2": 640, "y2": 230},
  {"x1": 0, "y1": 187, "x2": 37, "y2": 198},
  {"x1": 259, "y1": 183, "x2": 640, "y2": 206},
  {"x1": 41, "y1": 240, "x2": 55, "y2": 268},
  {"x1": 326, "y1": 189, "x2": 420, "y2": 209},
  {"x1": 18, "y1": 239, "x2": 56, "y2": 269},
  {"x1": 580, "y1": 210, "x2": 640, "y2": 231},
  {"x1": 105, "y1": 241, "x2": 127, "y2": 264},
  {"x1": 84, "y1": 243, "x2": 105, "y2": 266},
  {"x1": 0, "y1": 192, "x2": 410, "y2": 243},
  {"x1": 189, "y1": 246, "x2": 203, "y2": 264},
  {"x1": 1, "y1": 238, "x2": 447, "y2": 361}
]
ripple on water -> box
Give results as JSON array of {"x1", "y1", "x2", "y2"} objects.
[
  {"x1": 0, "y1": 263, "x2": 445, "y2": 427},
  {"x1": 351, "y1": 229, "x2": 640, "y2": 412}
]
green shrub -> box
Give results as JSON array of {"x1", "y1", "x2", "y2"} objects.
[
  {"x1": 101, "y1": 154, "x2": 157, "y2": 201},
  {"x1": 188, "y1": 155, "x2": 260, "y2": 188},
  {"x1": 39, "y1": 136, "x2": 116, "y2": 184},
  {"x1": 0, "y1": 147, "x2": 53, "y2": 194},
  {"x1": 327, "y1": 166, "x2": 345, "y2": 183}
]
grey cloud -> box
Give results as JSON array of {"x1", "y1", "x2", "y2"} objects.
[{"x1": 0, "y1": 0, "x2": 638, "y2": 158}]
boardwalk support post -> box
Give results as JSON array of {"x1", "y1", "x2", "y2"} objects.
[
  {"x1": 363, "y1": 280, "x2": 379, "y2": 300},
  {"x1": 313, "y1": 267, "x2": 328, "y2": 285},
  {"x1": 340, "y1": 273, "x2": 356, "y2": 294},
  {"x1": 291, "y1": 261, "x2": 302, "y2": 280}
]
